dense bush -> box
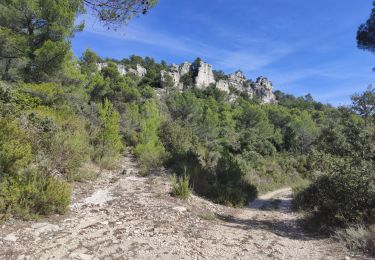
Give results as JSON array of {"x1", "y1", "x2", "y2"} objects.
[
  {"x1": 0, "y1": 171, "x2": 71, "y2": 219},
  {"x1": 294, "y1": 164, "x2": 375, "y2": 227}
]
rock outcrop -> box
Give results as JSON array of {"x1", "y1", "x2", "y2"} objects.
[
  {"x1": 97, "y1": 62, "x2": 108, "y2": 71},
  {"x1": 125, "y1": 64, "x2": 148, "y2": 77},
  {"x1": 117, "y1": 64, "x2": 127, "y2": 76},
  {"x1": 97, "y1": 59, "x2": 277, "y2": 104},
  {"x1": 180, "y1": 62, "x2": 191, "y2": 76},
  {"x1": 161, "y1": 62, "x2": 191, "y2": 90},
  {"x1": 253, "y1": 77, "x2": 277, "y2": 104},
  {"x1": 97, "y1": 63, "x2": 147, "y2": 78},
  {"x1": 215, "y1": 70, "x2": 253, "y2": 98},
  {"x1": 194, "y1": 61, "x2": 216, "y2": 89}
]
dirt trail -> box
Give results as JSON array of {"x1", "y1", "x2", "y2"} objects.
[{"x1": 0, "y1": 155, "x2": 354, "y2": 260}]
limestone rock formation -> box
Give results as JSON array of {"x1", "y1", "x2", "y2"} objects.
[
  {"x1": 253, "y1": 77, "x2": 277, "y2": 104},
  {"x1": 179, "y1": 62, "x2": 191, "y2": 76},
  {"x1": 128, "y1": 64, "x2": 147, "y2": 77},
  {"x1": 117, "y1": 64, "x2": 127, "y2": 76},
  {"x1": 97, "y1": 59, "x2": 277, "y2": 104},
  {"x1": 194, "y1": 61, "x2": 216, "y2": 89},
  {"x1": 97, "y1": 62, "x2": 108, "y2": 71},
  {"x1": 215, "y1": 70, "x2": 253, "y2": 98},
  {"x1": 96, "y1": 63, "x2": 147, "y2": 77},
  {"x1": 216, "y1": 80, "x2": 230, "y2": 93}
]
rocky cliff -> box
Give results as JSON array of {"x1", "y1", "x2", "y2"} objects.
[
  {"x1": 97, "y1": 59, "x2": 277, "y2": 104},
  {"x1": 97, "y1": 62, "x2": 147, "y2": 78},
  {"x1": 195, "y1": 61, "x2": 216, "y2": 89}
]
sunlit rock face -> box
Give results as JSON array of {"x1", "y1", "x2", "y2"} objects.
[
  {"x1": 179, "y1": 62, "x2": 191, "y2": 76},
  {"x1": 97, "y1": 63, "x2": 108, "y2": 71},
  {"x1": 194, "y1": 61, "x2": 216, "y2": 89},
  {"x1": 253, "y1": 77, "x2": 277, "y2": 104},
  {"x1": 216, "y1": 80, "x2": 230, "y2": 93},
  {"x1": 228, "y1": 70, "x2": 248, "y2": 93},
  {"x1": 97, "y1": 60, "x2": 277, "y2": 104},
  {"x1": 128, "y1": 64, "x2": 147, "y2": 77},
  {"x1": 96, "y1": 63, "x2": 147, "y2": 77},
  {"x1": 117, "y1": 64, "x2": 127, "y2": 76}
]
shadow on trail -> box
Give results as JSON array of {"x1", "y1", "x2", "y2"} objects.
[
  {"x1": 215, "y1": 212, "x2": 325, "y2": 242},
  {"x1": 248, "y1": 197, "x2": 293, "y2": 212}
]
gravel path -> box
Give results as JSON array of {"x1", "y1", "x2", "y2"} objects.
[{"x1": 0, "y1": 155, "x2": 354, "y2": 260}]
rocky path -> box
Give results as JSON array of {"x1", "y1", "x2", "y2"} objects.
[{"x1": 0, "y1": 155, "x2": 353, "y2": 260}]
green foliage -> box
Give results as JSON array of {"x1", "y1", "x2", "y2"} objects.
[
  {"x1": 134, "y1": 100, "x2": 166, "y2": 175},
  {"x1": 95, "y1": 98, "x2": 123, "y2": 168},
  {"x1": 0, "y1": 0, "x2": 83, "y2": 81},
  {"x1": 80, "y1": 49, "x2": 101, "y2": 74},
  {"x1": 288, "y1": 111, "x2": 318, "y2": 154},
  {"x1": 294, "y1": 164, "x2": 375, "y2": 227},
  {"x1": 357, "y1": 1, "x2": 375, "y2": 55},
  {"x1": 351, "y1": 86, "x2": 375, "y2": 123},
  {"x1": 171, "y1": 174, "x2": 191, "y2": 200},
  {"x1": 159, "y1": 121, "x2": 194, "y2": 158},
  {"x1": 0, "y1": 171, "x2": 71, "y2": 219},
  {"x1": 0, "y1": 118, "x2": 32, "y2": 174}
]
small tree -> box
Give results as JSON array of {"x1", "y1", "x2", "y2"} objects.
[
  {"x1": 289, "y1": 111, "x2": 318, "y2": 154},
  {"x1": 351, "y1": 86, "x2": 375, "y2": 123},
  {"x1": 96, "y1": 98, "x2": 123, "y2": 166},
  {"x1": 80, "y1": 49, "x2": 100, "y2": 74}
]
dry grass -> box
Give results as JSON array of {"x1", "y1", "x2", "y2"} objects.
[{"x1": 334, "y1": 224, "x2": 375, "y2": 257}]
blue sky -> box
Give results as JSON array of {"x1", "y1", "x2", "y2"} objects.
[{"x1": 72, "y1": 0, "x2": 374, "y2": 105}]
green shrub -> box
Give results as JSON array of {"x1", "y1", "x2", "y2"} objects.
[
  {"x1": 0, "y1": 118, "x2": 32, "y2": 174},
  {"x1": 26, "y1": 106, "x2": 92, "y2": 178},
  {"x1": 94, "y1": 98, "x2": 123, "y2": 168},
  {"x1": 294, "y1": 165, "x2": 375, "y2": 227},
  {"x1": 291, "y1": 179, "x2": 310, "y2": 196},
  {"x1": 171, "y1": 174, "x2": 191, "y2": 199},
  {"x1": 198, "y1": 211, "x2": 216, "y2": 221},
  {"x1": 49, "y1": 131, "x2": 92, "y2": 180},
  {"x1": 209, "y1": 181, "x2": 258, "y2": 207},
  {"x1": 134, "y1": 100, "x2": 166, "y2": 175},
  {"x1": 0, "y1": 171, "x2": 71, "y2": 219}
]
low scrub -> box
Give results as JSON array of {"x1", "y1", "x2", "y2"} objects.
[
  {"x1": 171, "y1": 174, "x2": 191, "y2": 200},
  {"x1": 0, "y1": 171, "x2": 71, "y2": 220},
  {"x1": 334, "y1": 225, "x2": 375, "y2": 257}
]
